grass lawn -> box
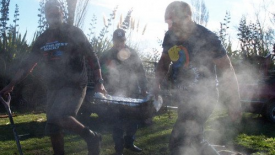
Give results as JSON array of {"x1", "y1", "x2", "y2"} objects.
[
  {"x1": 1, "y1": 106, "x2": 275, "y2": 155},
  {"x1": 0, "y1": 108, "x2": 176, "y2": 155}
]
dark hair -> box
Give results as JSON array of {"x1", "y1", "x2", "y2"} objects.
[
  {"x1": 112, "y1": 29, "x2": 126, "y2": 41},
  {"x1": 165, "y1": 1, "x2": 192, "y2": 21}
]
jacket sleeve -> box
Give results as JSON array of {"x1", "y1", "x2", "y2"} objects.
[
  {"x1": 73, "y1": 27, "x2": 101, "y2": 70},
  {"x1": 132, "y1": 49, "x2": 147, "y2": 92},
  {"x1": 98, "y1": 51, "x2": 109, "y2": 79}
]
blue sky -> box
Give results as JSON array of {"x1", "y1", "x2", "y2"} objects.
[{"x1": 9, "y1": 0, "x2": 274, "y2": 53}]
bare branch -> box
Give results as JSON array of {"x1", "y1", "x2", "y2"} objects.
[
  {"x1": 74, "y1": 0, "x2": 90, "y2": 27},
  {"x1": 66, "y1": 0, "x2": 77, "y2": 26},
  {"x1": 191, "y1": 0, "x2": 209, "y2": 26}
]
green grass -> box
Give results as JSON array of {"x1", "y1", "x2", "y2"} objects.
[
  {"x1": 205, "y1": 108, "x2": 275, "y2": 155},
  {"x1": 1, "y1": 107, "x2": 275, "y2": 155},
  {"x1": 0, "y1": 109, "x2": 176, "y2": 155}
]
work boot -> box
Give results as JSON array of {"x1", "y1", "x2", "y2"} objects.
[
  {"x1": 82, "y1": 127, "x2": 102, "y2": 155},
  {"x1": 87, "y1": 131, "x2": 102, "y2": 155},
  {"x1": 115, "y1": 151, "x2": 123, "y2": 155},
  {"x1": 114, "y1": 138, "x2": 124, "y2": 155},
  {"x1": 124, "y1": 135, "x2": 142, "y2": 152},
  {"x1": 124, "y1": 144, "x2": 142, "y2": 152}
]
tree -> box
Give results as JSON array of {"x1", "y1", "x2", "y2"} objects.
[
  {"x1": 237, "y1": 16, "x2": 273, "y2": 59},
  {"x1": 250, "y1": 0, "x2": 274, "y2": 54},
  {"x1": 0, "y1": 0, "x2": 31, "y2": 91},
  {"x1": 59, "y1": 0, "x2": 91, "y2": 27},
  {"x1": 218, "y1": 11, "x2": 230, "y2": 49},
  {"x1": 66, "y1": 0, "x2": 76, "y2": 25},
  {"x1": 216, "y1": 12, "x2": 240, "y2": 59},
  {"x1": 191, "y1": 0, "x2": 209, "y2": 26},
  {"x1": 73, "y1": 0, "x2": 90, "y2": 27},
  {"x1": 261, "y1": 0, "x2": 275, "y2": 25},
  {"x1": 37, "y1": 0, "x2": 46, "y2": 35},
  {"x1": 87, "y1": 6, "x2": 118, "y2": 56},
  {"x1": 0, "y1": 0, "x2": 10, "y2": 53}
]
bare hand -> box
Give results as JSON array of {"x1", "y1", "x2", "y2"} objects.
[
  {"x1": 141, "y1": 90, "x2": 148, "y2": 97},
  {"x1": 152, "y1": 84, "x2": 160, "y2": 101},
  {"x1": 94, "y1": 83, "x2": 107, "y2": 95},
  {"x1": 0, "y1": 93, "x2": 11, "y2": 107},
  {"x1": 0, "y1": 84, "x2": 14, "y2": 96}
]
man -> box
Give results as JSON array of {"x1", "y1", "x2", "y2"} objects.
[
  {"x1": 154, "y1": 1, "x2": 242, "y2": 155},
  {"x1": 100, "y1": 28, "x2": 147, "y2": 155},
  {"x1": 0, "y1": 0, "x2": 106, "y2": 155}
]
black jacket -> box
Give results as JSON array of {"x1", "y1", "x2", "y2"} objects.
[{"x1": 100, "y1": 46, "x2": 147, "y2": 97}]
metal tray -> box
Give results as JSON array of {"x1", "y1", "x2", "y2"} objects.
[{"x1": 83, "y1": 91, "x2": 159, "y2": 119}]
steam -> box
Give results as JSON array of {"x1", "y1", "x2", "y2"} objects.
[
  {"x1": 102, "y1": 48, "x2": 147, "y2": 98},
  {"x1": 161, "y1": 31, "x2": 262, "y2": 154},
  {"x1": 117, "y1": 48, "x2": 131, "y2": 61},
  {"x1": 168, "y1": 56, "x2": 264, "y2": 154}
]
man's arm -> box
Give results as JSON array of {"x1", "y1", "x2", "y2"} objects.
[
  {"x1": 86, "y1": 56, "x2": 106, "y2": 94},
  {"x1": 0, "y1": 63, "x2": 37, "y2": 95},
  {"x1": 214, "y1": 55, "x2": 242, "y2": 121},
  {"x1": 0, "y1": 35, "x2": 43, "y2": 96},
  {"x1": 154, "y1": 53, "x2": 171, "y2": 95},
  {"x1": 75, "y1": 27, "x2": 107, "y2": 94}
]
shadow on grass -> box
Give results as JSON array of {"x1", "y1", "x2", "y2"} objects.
[
  {"x1": 0, "y1": 109, "x2": 176, "y2": 155},
  {"x1": 0, "y1": 120, "x2": 47, "y2": 141},
  {"x1": 240, "y1": 113, "x2": 275, "y2": 137},
  {"x1": 206, "y1": 112, "x2": 275, "y2": 154},
  {"x1": 76, "y1": 110, "x2": 176, "y2": 155}
]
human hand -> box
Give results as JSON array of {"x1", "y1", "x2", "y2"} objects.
[
  {"x1": 0, "y1": 93, "x2": 11, "y2": 108},
  {"x1": 0, "y1": 84, "x2": 14, "y2": 96},
  {"x1": 141, "y1": 90, "x2": 148, "y2": 97},
  {"x1": 152, "y1": 84, "x2": 160, "y2": 101},
  {"x1": 94, "y1": 83, "x2": 107, "y2": 95}
]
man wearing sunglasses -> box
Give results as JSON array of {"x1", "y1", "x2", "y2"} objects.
[
  {"x1": 154, "y1": 1, "x2": 242, "y2": 155},
  {"x1": 0, "y1": 0, "x2": 106, "y2": 155}
]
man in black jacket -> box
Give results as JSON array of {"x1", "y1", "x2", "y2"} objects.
[{"x1": 100, "y1": 29, "x2": 147, "y2": 155}]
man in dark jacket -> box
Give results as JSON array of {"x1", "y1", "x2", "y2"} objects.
[
  {"x1": 100, "y1": 29, "x2": 147, "y2": 155},
  {"x1": 0, "y1": 0, "x2": 106, "y2": 155}
]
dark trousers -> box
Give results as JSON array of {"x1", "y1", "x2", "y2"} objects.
[
  {"x1": 112, "y1": 117, "x2": 138, "y2": 152},
  {"x1": 169, "y1": 89, "x2": 218, "y2": 155}
]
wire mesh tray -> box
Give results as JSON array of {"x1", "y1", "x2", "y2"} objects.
[{"x1": 84, "y1": 93, "x2": 157, "y2": 119}]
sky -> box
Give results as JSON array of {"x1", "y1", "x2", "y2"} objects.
[{"x1": 8, "y1": 0, "x2": 275, "y2": 55}]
